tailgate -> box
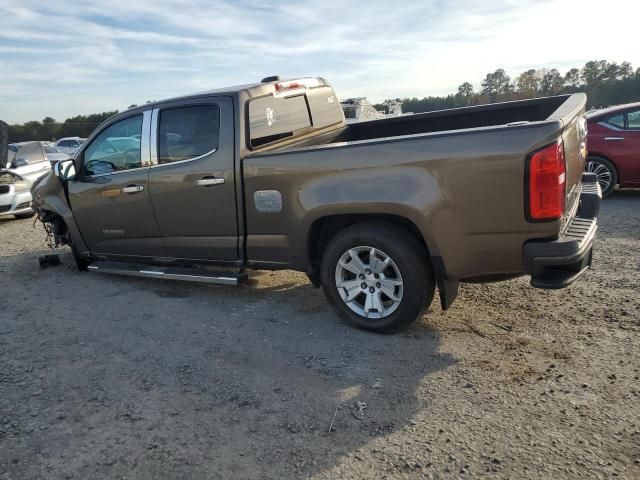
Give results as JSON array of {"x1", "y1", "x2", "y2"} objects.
[{"x1": 550, "y1": 94, "x2": 588, "y2": 228}]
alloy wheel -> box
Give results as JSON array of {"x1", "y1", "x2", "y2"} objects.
[{"x1": 334, "y1": 246, "x2": 403, "y2": 319}]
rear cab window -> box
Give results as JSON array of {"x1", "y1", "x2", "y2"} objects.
[
  {"x1": 249, "y1": 95, "x2": 311, "y2": 148},
  {"x1": 248, "y1": 81, "x2": 344, "y2": 149}
]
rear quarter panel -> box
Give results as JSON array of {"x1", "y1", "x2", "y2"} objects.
[{"x1": 243, "y1": 122, "x2": 566, "y2": 279}]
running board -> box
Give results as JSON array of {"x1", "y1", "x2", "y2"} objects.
[{"x1": 87, "y1": 261, "x2": 247, "y2": 286}]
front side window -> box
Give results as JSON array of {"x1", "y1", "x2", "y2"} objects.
[
  {"x1": 627, "y1": 110, "x2": 640, "y2": 129},
  {"x1": 84, "y1": 115, "x2": 143, "y2": 176},
  {"x1": 606, "y1": 114, "x2": 625, "y2": 129},
  {"x1": 158, "y1": 104, "x2": 220, "y2": 164}
]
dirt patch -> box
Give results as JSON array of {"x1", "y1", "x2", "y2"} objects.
[{"x1": 1, "y1": 191, "x2": 639, "y2": 479}]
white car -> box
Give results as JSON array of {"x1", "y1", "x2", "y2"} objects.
[
  {"x1": 7, "y1": 142, "x2": 52, "y2": 183},
  {"x1": 54, "y1": 137, "x2": 86, "y2": 156},
  {"x1": 0, "y1": 170, "x2": 34, "y2": 219}
]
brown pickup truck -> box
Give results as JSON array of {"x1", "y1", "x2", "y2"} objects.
[{"x1": 32, "y1": 76, "x2": 601, "y2": 333}]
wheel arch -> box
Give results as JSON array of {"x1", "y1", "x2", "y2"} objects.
[{"x1": 305, "y1": 213, "x2": 458, "y2": 310}]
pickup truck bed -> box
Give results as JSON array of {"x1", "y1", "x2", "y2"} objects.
[
  {"x1": 32, "y1": 77, "x2": 600, "y2": 333},
  {"x1": 276, "y1": 95, "x2": 569, "y2": 149},
  {"x1": 244, "y1": 93, "x2": 590, "y2": 280}
]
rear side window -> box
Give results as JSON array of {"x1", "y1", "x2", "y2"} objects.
[
  {"x1": 158, "y1": 105, "x2": 220, "y2": 164},
  {"x1": 249, "y1": 95, "x2": 311, "y2": 148},
  {"x1": 306, "y1": 86, "x2": 344, "y2": 129},
  {"x1": 627, "y1": 110, "x2": 640, "y2": 129}
]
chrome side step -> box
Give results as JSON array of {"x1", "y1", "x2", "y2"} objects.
[{"x1": 87, "y1": 261, "x2": 247, "y2": 286}]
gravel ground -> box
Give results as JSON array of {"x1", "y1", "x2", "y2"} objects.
[{"x1": 0, "y1": 191, "x2": 639, "y2": 479}]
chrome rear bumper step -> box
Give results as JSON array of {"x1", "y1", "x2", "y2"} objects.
[{"x1": 87, "y1": 261, "x2": 247, "y2": 286}]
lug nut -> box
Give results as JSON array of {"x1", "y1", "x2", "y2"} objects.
[
  {"x1": 376, "y1": 282, "x2": 381, "y2": 288},
  {"x1": 369, "y1": 287, "x2": 375, "y2": 293},
  {"x1": 361, "y1": 283, "x2": 367, "y2": 289},
  {"x1": 359, "y1": 274, "x2": 365, "y2": 280},
  {"x1": 374, "y1": 273, "x2": 379, "y2": 279},
  {"x1": 365, "y1": 269, "x2": 371, "y2": 275}
]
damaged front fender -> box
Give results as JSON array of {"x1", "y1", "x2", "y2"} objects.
[{"x1": 31, "y1": 172, "x2": 88, "y2": 253}]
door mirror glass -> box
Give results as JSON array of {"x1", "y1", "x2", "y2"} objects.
[{"x1": 55, "y1": 159, "x2": 76, "y2": 180}]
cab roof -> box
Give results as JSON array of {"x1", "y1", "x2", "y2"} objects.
[{"x1": 140, "y1": 77, "x2": 330, "y2": 108}]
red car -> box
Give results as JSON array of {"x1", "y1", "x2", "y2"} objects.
[{"x1": 586, "y1": 102, "x2": 640, "y2": 196}]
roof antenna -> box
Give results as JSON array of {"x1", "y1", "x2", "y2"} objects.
[{"x1": 261, "y1": 76, "x2": 281, "y2": 83}]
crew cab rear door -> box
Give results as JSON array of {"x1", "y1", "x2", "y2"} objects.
[{"x1": 148, "y1": 96, "x2": 238, "y2": 261}]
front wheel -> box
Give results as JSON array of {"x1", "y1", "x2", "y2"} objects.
[
  {"x1": 320, "y1": 222, "x2": 434, "y2": 333},
  {"x1": 586, "y1": 156, "x2": 617, "y2": 197}
]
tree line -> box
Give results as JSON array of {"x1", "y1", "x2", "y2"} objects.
[
  {"x1": 7, "y1": 111, "x2": 119, "y2": 143},
  {"x1": 376, "y1": 59, "x2": 640, "y2": 114},
  {"x1": 5, "y1": 59, "x2": 640, "y2": 143}
]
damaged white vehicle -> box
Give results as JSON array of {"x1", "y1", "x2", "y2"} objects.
[{"x1": 0, "y1": 170, "x2": 34, "y2": 219}]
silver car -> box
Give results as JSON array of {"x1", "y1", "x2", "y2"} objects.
[
  {"x1": 54, "y1": 137, "x2": 86, "y2": 156},
  {"x1": 42, "y1": 144, "x2": 71, "y2": 165},
  {"x1": 0, "y1": 170, "x2": 34, "y2": 219}
]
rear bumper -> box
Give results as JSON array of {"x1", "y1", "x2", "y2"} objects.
[{"x1": 523, "y1": 172, "x2": 601, "y2": 289}]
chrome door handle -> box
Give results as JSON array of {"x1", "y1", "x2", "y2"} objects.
[
  {"x1": 604, "y1": 137, "x2": 625, "y2": 141},
  {"x1": 196, "y1": 177, "x2": 225, "y2": 186},
  {"x1": 121, "y1": 185, "x2": 144, "y2": 194}
]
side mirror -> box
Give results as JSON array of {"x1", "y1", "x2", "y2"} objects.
[
  {"x1": 55, "y1": 159, "x2": 77, "y2": 181},
  {"x1": 13, "y1": 158, "x2": 28, "y2": 167}
]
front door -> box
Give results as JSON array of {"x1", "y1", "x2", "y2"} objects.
[
  {"x1": 68, "y1": 111, "x2": 164, "y2": 257},
  {"x1": 148, "y1": 96, "x2": 238, "y2": 261}
]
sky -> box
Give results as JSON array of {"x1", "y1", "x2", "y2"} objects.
[{"x1": 1, "y1": 0, "x2": 639, "y2": 123}]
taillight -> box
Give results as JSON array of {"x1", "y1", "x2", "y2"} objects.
[{"x1": 527, "y1": 140, "x2": 566, "y2": 221}]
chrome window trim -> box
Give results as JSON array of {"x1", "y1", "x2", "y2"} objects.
[
  {"x1": 88, "y1": 165, "x2": 150, "y2": 178},
  {"x1": 149, "y1": 104, "x2": 220, "y2": 169},
  {"x1": 82, "y1": 110, "x2": 151, "y2": 179},
  {"x1": 597, "y1": 121, "x2": 624, "y2": 132},
  {"x1": 150, "y1": 148, "x2": 219, "y2": 169},
  {"x1": 140, "y1": 110, "x2": 152, "y2": 167},
  {"x1": 150, "y1": 108, "x2": 159, "y2": 166}
]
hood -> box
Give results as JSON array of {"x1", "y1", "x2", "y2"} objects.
[{"x1": 0, "y1": 120, "x2": 7, "y2": 169}]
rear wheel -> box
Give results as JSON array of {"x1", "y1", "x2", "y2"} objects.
[
  {"x1": 320, "y1": 222, "x2": 434, "y2": 333},
  {"x1": 586, "y1": 156, "x2": 617, "y2": 197}
]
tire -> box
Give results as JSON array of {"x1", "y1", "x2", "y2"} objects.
[
  {"x1": 586, "y1": 156, "x2": 617, "y2": 197},
  {"x1": 320, "y1": 221, "x2": 435, "y2": 334},
  {"x1": 70, "y1": 239, "x2": 90, "y2": 271},
  {"x1": 14, "y1": 212, "x2": 35, "y2": 219}
]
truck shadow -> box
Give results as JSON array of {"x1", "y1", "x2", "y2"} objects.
[{"x1": 1, "y1": 251, "x2": 455, "y2": 479}]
